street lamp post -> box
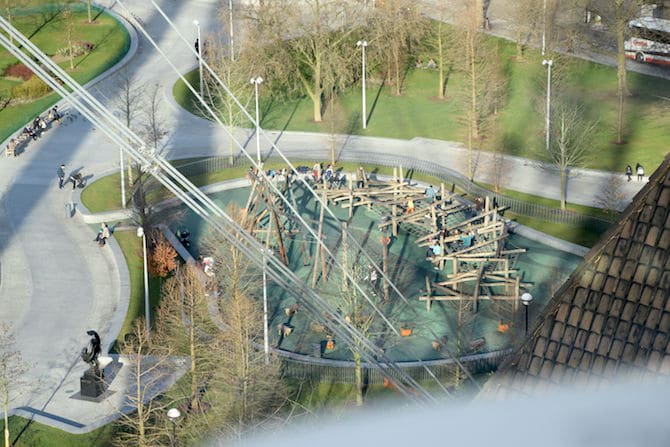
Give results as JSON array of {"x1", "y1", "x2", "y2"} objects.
[
  {"x1": 542, "y1": 59, "x2": 553, "y2": 153},
  {"x1": 542, "y1": 0, "x2": 547, "y2": 56},
  {"x1": 113, "y1": 111, "x2": 126, "y2": 208},
  {"x1": 228, "y1": 0, "x2": 234, "y2": 61},
  {"x1": 521, "y1": 292, "x2": 534, "y2": 334},
  {"x1": 137, "y1": 226, "x2": 150, "y2": 337},
  {"x1": 250, "y1": 76, "x2": 264, "y2": 166},
  {"x1": 356, "y1": 40, "x2": 368, "y2": 129},
  {"x1": 193, "y1": 20, "x2": 203, "y2": 99},
  {"x1": 167, "y1": 408, "x2": 181, "y2": 447},
  {"x1": 262, "y1": 249, "x2": 272, "y2": 364}
]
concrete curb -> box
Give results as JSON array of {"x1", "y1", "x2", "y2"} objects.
[{"x1": 1, "y1": 3, "x2": 139, "y2": 150}]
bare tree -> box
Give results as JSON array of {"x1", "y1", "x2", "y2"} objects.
[
  {"x1": 595, "y1": 175, "x2": 627, "y2": 215},
  {"x1": 510, "y1": 0, "x2": 542, "y2": 59},
  {"x1": 141, "y1": 83, "x2": 168, "y2": 153},
  {"x1": 62, "y1": 3, "x2": 75, "y2": 70},
  {"x1": 0, "y1": 324, "x2": 27, "y2": 447},
  {"x1": 202, "y1": 32, "x2": 253, "y2": 164},
  {"x1": 155, "y1": 265, "x2": 217, "y2": 414},
  {"x1": 248, "y1": 0, "x2": 360, "y2": 123},
  {"x1": 369, "y1": 0, "x2": 426, "y2": 96},
  {"x1": 114, "y1": 320, "x2": 172, "y2": 447},
  {"x1": 456, "y1": 1, "x2": 508, "y2": 180},
  {"x1": 422, "y1": 3, "x2": 458, "y2": 99},
  {"x1": 112, "y1": 69, "x2": 144, "y2": 189},
  {"x1": 586, "y1": 0, "x2": 644, "y2": 144},
  {"x1": 86, "y1": 0, "x2": 92, "y2": 23},
  {"x1": 543, "y1": 103, "x2": 598, "y2": 209},
  {"x1": 2, "y1": 0, "x2": 28, "y2": 43}
]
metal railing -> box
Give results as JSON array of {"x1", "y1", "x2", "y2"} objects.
[
  {"x1": 280, "y1": 349, "x2": 511, "y2": 385},
  {"x1": 175, "y1": 152, "x2": 615, "y2": 228}
]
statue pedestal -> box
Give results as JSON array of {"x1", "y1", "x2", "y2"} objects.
[{"x1": 80, "y1": 369, "x2": 105, "y2": 398}]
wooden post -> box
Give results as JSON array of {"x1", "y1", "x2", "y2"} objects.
[
  {"x1": 484, "y1": 196, "x2": 490, "y2": 227},
  {"x1": 342, "y1": 222, "x2": 348, "y2": 292},
  {"x1": 348, "y1": 175, "x2": 354, "y2": 218},
  {"x1": 392, "y1": 204, "x2": 398, "y2": 237},
  {"x1": 425, "y1": 276, "x2": 432, "y2": 312},
  {"x1": 271, "y1": 208, "x2": 288, "y2": 265},
  {"x1": 382, "y1": 237, "x2": 390, "y2": 302},
  {"x1": 311, "y1": 190, "x2": 327, "y2": 288}
]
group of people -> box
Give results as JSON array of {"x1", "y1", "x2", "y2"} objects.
[
  {"x1": 6, "y1": 106, "x2": 62, "y2": 157},
  {"x1": 311, "y1": 162, "x2": 347, "y2": 189},
  {"x1": 56, "y1": 163, "x2": 86, "y2": 190},
  {"x1": 625, "y1": 163, "x2": 645, "y2": 182},
  {"x1": 94, "y1": 223, "x2": 111, "y2": 246}
]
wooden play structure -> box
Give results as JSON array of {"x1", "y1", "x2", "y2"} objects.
[{"x1": 310, "y1": 165, "x2": 531, "y2": 317}]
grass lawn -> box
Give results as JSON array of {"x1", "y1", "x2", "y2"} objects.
[
  {"x1": 0, "y1": 4, "x2": 130, "y2": 143},
  {"x1": 174, "y1": 33, "x2": 670, "y2": 174},
  {"x1": 4, "y1": 415, "x2": 115, "y2": 447},
  {"x1": 113, "y1": 230, "x2": 162, "y2": 349}
]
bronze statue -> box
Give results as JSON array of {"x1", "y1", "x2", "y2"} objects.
[{"x1": 81, "y1": 329, "x2": 102, "y2": 377}]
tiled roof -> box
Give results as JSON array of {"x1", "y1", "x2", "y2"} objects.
[{"x1": 483, "y1": 157, "x2": 670, "y2": 397}]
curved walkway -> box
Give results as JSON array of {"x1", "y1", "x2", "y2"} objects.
[{"x1": 0, "y1": 0, "x2": 651, "y2": 433}]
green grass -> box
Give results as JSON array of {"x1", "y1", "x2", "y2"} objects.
[
  {"x1": 4, "y1": 415, "x2": 115, "y2": 447},
  {"x1": 113, "y1": 230, "x2": 162, "y2": 349},
  {"x1": 174, "y1": 34, "x2": 670, "y2": 174},
  {"x1": 473, "y1": 181, "x2": 616, "y2": 220},
  {"x1": 0, "y1": 4, "x2": 130, "y2": 143},
  {"x1": 505, "y1": 211, "x2": 609, "y2": 248}
]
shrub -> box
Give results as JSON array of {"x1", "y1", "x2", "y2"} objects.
[
  {"x1": 11, "y1": 77, "x2": 50, "y2": 100},
  {"x1": 3, "y1": 63, "x2": 33, "y2": 81},
  {"x1": 56, "y1": 41, "x2": 95, "y2": 58}
]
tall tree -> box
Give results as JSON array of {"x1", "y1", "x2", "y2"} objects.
[
  {"x1": 587, "y1": 0, "x2": 644, "y2": 143},
  {"x1": 114, "y1": 320, "x2": 172, "y2": 447},
  {"x1": 155, "y1": 265, "x2": 216, "y2": 414},
  {"x1": 369, "y1": 0, "x2": 426, "y2": 96},
  {"x1": 202, "y1": 31, "x2": 253, "y2": 164},
  {"x1": 249, "y1": 0, "x2": 360, "y2": 123},
  {"x1": 456, "y1": 1, "x2": 508, "y2": 180},
  {"x1": 543, "y1": 103, "x2": 597, "y2": 209},
  {"x1": 86, "y1": 0, "x2": 92, "y2": 23},
  {"x1": 112, "y1": 69, "x2": 143, "y2": 190}
]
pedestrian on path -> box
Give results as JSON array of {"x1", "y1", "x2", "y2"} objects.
[
  {"x1": 636, "y1": 163, "x2": 644, "y2": 181},
  {"x1": 625, "y1": 165, "x2": 632, "y2": 182},
  {"x1": 57, "y1": 163, "x2": 65, "y2": 189}
]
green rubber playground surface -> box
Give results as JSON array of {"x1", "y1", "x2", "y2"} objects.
[{"x1": 174, "y1": 182, "x2": 581, "y2": 362}]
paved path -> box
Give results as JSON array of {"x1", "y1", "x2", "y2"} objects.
[{"x1": 0, "y1": 0, "x2": 654, "y2": 433}]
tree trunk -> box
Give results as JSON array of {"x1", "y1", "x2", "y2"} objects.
[
  {"x1": 516, "y1": 28, "x2": 522, "y2": 58},
  {"x1": 438, "y1": 23, "x2": 445, "y2": 99},
  {"x1": 615, "y1": 14, "x2": 627, "y2": 144},
  {"x1": 311, "y1": 92, "x2": 322, "y2": 122},
  {"x1": 87, "y1": 0, "x2": 92, "y2": 23},
  {"x1": 189, "y1": 294, "x2": 199, "y2": 411},
  {"x1": 136, "y1": 355, "x2": 146, "y2": 447},
  {"x1": 3, "y1": 365, "x2": 9, "y2": 447},
  {"x1": 560, "y1": 167, "x2": 567, "y2": 210},
  {"x1": 5, "y1": 7, "x2": 12, "y2": 44},
  {"x1": 354, "y1": 352, "x2": 363, "y2": 406}
]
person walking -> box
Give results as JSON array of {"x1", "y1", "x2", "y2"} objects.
[
  {"x1": 625, "y1": 165, "x2": 633, "y2": 182},
  {"x1": 57, "y1": 164, "x2": 65, "y2": 189},
  {"x1": 636, "y1": 163, "x2": 644, "y2": 181}
]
